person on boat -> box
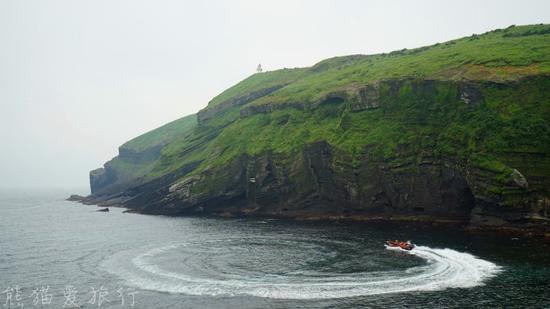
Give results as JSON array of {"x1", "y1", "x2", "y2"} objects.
[
  {"x1": 386, "y1": 239, "x2": 415, "y2": 250},
  {"x1": 387, "y1": 240, "x2": 399, "y2": 246}
]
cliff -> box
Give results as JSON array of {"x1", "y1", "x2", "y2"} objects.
[
  {"x1": 82, "y1": 24, "x2": 550, "y2": 233},
  {"x1": 89, "y1": 114, "x2": 197, "y2": 195}
]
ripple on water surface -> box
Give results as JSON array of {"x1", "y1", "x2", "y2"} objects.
[{"x1": 101, "y1": 236, "x2": 502, "y2": 299}]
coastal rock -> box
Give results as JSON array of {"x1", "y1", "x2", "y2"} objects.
[
  {"x1": 143, "y1": 141, "x2": 477, "y2": 223},
  {"x1": 350, "y1": 82, "x2": 381, "y2": 111},
  {"x1": 90, "y1": 167, "x2": 117, "y2": 195},
  {"x1": 511, "y1": 168, "x2": 529, "y2": 188},
  {"x1": 66, "y1": 194, "x2": 86, "y2": 201}
]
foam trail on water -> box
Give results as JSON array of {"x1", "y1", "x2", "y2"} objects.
[{"x1": 102, "y1": 243, "x2": 502, "y2": 299}]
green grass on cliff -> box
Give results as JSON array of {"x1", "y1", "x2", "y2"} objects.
[
  {"x1": 200, "y1": 77, "x2": 550, "y2": 172},
  {"x1": 105, "y1": 24, "x2": 550, "y2": 194},
  {"x1": 101, "y1": 114, "x2": 198, "y2": 186},
  {"x1": 249, "y1": 24, "x2": 550, "y2": 108},
  {"x1": 121, "y1": 114, "x2": 197, "y2": 152},
  {"x1": 207, "y1": 68, "x2": 308, "y2": 107}
]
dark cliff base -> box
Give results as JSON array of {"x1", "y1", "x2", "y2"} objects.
[
  {"x1": 71, "y1": 137, "x2": 550, "y2": 238},
  {"x1": 70, "y1": 195, "x2": 550, "y2": 238}
]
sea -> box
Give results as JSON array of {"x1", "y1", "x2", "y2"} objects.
[{"x1": 1, "y1": 188, "x2": 549, "y2": 308}]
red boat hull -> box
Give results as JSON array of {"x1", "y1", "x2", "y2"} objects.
[{"x1": 386, "y1": 240, "x2": 415, "y2": 250}]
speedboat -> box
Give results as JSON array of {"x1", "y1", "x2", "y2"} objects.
[{"x1": 385, "y1": 240, "x2": 415, "y2": 251}]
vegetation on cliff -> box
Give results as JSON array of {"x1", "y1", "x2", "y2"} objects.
[
  {"x1": 90, "y1": 114, "x2": 197, "y2": 193},
  {"x1": 121, "y1": 114, "x2": 197, "y2": 152},
  {"x1": 89, "y1": 24, "x2": 549, "y2": 230},
  {"x1": 148, "y1": 24, "x2": 550, "y2": 180}
]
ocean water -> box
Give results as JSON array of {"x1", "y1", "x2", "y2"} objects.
[{"x1": 1, "y1": 189, "x2": 549, "y2": 308}]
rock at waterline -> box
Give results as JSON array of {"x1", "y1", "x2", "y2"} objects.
[{"x1": 66, "y1": 194, "x2": 85, "y2": 202}]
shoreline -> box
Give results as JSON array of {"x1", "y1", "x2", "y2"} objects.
[{"x1": 67, "y1": 194, "x2": 550, "y2": 239}]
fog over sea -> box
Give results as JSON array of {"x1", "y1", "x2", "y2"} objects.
[{"x1": 1, "y1": 189, "x2": 549, "y2": 308}]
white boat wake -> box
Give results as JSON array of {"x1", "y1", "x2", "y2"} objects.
[{"x1": 102, "y1": 240, "x2": 502, "y2": 299}]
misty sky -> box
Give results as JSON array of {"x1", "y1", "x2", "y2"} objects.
[{"x1": 1, "y1": 0, "x2": 549, "y2": 190}]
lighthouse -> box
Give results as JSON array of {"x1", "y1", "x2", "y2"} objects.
[{"x1": 256, "y1": 63, "x2": 263, "y2": 73}]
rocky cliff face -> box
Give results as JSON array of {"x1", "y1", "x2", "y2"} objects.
[
  {"x1": 89, "y1": 114, "x2": 197, "y2": 196},
  {"x1": 159, "y1": 141, "x2": 476, "y2": 221},
  {"x1": 85, "y1": 137, "x2": 548, "y2": 232},
  {"x1": 133, "y1": 141, "x2": 546, "y2": 230},
  {"x1": 90, "y1": 167, "x2": 118, "y2": 195},
  {"x1": 83, "y1": 25, "x2": 550, "y2": 233},
  {"x1": 89, "y1": 145, "x2": 162, "y2": 195}
]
